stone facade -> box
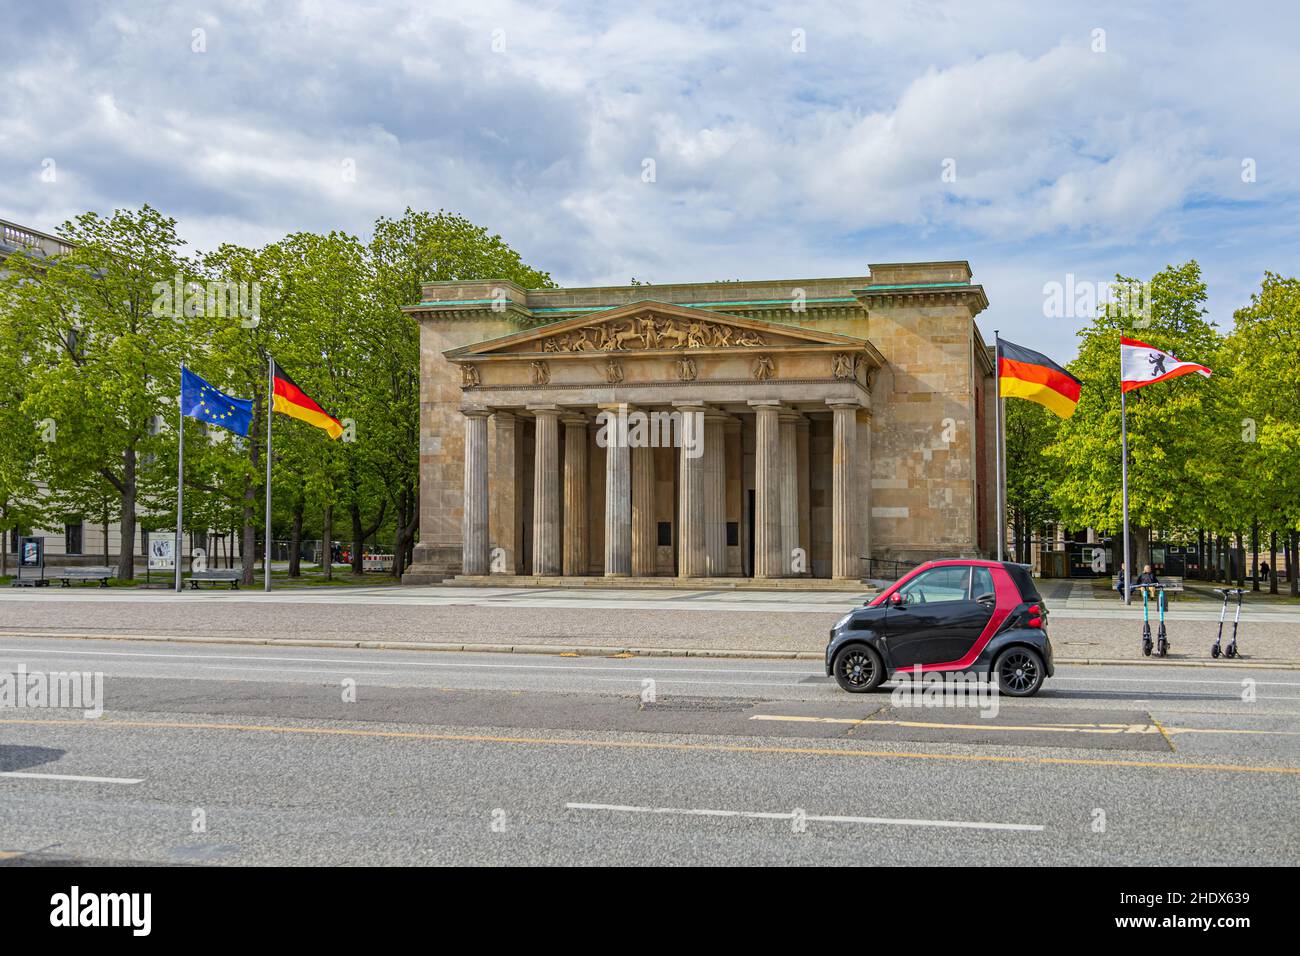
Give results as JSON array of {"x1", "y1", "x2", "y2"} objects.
[{"x1": 404, "y1": 262, "x2": 997, "y2": 584}]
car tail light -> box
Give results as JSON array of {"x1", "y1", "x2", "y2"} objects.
[{"x1": 1026, "y1": 604, "x2": 1043, "y2": 628}]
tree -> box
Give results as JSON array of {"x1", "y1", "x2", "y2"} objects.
[
  {"x1": 1003, "y1": 398, "x2": 1061, "y2": 562},
  {"x1": 1225, "y1": 272, "x2": 1300, "y2": 595},
  {"x1": 367, "y1": 209, "x2": 554, "y2": 577},
  {"x1": 1044, "y1": 262, "x2": 1227, "y2": 571},
  {"x1": 2, "y1": 206, "x2": 192, "y2": 580}
]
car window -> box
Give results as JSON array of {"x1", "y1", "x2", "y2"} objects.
[
  {"x1": 898, "y1": 566, "x2": 971, "y2": 605},
  {"x1": 1003, "y1": 563, "x2": 1042, "y2": 602},
  {"x1": 972, "y1": 567, "x2": 995, "y2": 601}
]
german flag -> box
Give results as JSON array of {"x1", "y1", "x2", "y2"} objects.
[
  {"x1": 271, "y1": 359, "x2": 343, "y2": 439},
  {"x1": 997, "y1": 337, "x2": 1081, "y2": 419}
]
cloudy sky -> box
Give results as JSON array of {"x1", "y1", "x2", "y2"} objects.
[{"x1": 3, "y1": 0, "x2": 1297, "y2": 358}]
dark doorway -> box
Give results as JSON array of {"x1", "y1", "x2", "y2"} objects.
[{"x1": 745, "y1": 489, "x2": 755, "y2": 578}]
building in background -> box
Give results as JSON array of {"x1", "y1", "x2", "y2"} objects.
[{"x1": 405, "y1": 261, "x2": 999, "y2": 585}]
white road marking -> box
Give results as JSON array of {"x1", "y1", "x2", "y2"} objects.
[
  {"x1": 0, "y1": 771, "x2": 143, "y2": 785},
  {"x1": 4, "y1": 645, "x2": 1298, "y2": 685},
  {"x1": 566, "y1": 802, "x2": 1044, "y2": 832}
]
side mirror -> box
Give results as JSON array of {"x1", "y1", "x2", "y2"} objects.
[{"x1": 888, "y1": 591, "x2": 904, "y2": 606}]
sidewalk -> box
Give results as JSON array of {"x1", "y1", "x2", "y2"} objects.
[{"x1": 0, "y1": 582, "x2": 1295, "y2": 665}]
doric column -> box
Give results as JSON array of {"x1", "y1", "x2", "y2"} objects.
[
  {"x1": 675, "y1": 402, "x2": 707, "y2": 578},
  {"x1": 602, "y1": 404, "x2": 632, "y2": 576},
  {"x1": 750, "y1": 400, "x2": 782, "y2": 578},
  {"x1": 829, "y1": 400, "x2": 859, "y2": 580},
  {"x1": 562, "y1": 414, "x2": 589, "y2": 576},
  {"x1": 704, "y1": 412, "x2": 728, "y2": 576},
  {"x1": 631, "y1": 442, "x2": 656, "y2": 576},
  {"x1": 531, "y1": 406, "x2": 562, "y2": 576},
  {"x1": 797, "y1": 417, "x2": 811, "y2": 567},
  {"x1": 490, "y1": 410, "x2": 519, "y2": 574},
  {"x1": 461, "y1": 408, "x2": 491, "y2": 575},
  {"x1": 779, "y1": 410, "x2": 801, "y2": 576}
]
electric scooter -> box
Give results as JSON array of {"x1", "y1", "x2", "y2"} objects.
[
  {"x1": 1140, "y1": 584, "x2": 1169, "y2": 657},
  {"x1": 1211, "y1": 588, "x2": 1244, "y2": 659}
]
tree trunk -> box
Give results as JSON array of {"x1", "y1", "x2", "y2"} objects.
[
  {"x1": 322, "y1": 504, "x2": 333, "y2": 581},
  {"x1": 1269, "y1": 530, "x2": 1278, "y2": 594},
  {"x1": 115, "y1": 446, "x2": 137, "y2": 580},
  {"x1": 240, "y1": 474, "x2": 257, "y2": 586},
  {"x1": 1234, "y1": 531, "x2": 1245, "y2": 587},
  {"x1": 1251, "y1": 520, "x2": 1260, "y2": 591},
  {"x1": 289, "y1": 498, "x2": 304, "y2": 578},
  {"x1": 1290, "y1": 530, "x2": 1299, "y2": 598},
  {"x1": 392, "y1": 486, "x2": 418, "y2": 580},
  {"x1": 351, "y1": 503, "x2": 364, "y2": 575}
]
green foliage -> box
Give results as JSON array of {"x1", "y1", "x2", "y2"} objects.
[
  {"x1": 0, "y1": 204, "x2": 551, "y2": 581},
  {"x1": 1043, "y1": 261, "x2": 1229, "y2": 541}
]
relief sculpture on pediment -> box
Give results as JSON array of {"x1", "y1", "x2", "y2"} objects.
[{"x1": 531, "y1": 313, "x2": 766, "y2": 353}]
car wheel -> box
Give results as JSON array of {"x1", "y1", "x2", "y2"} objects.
[
  {"x1": 994, "y1": 647, "x2": 1045, "y2": 698},
  {"x1": 832, "y1": 644, "x2": 885, "y2": 693}
]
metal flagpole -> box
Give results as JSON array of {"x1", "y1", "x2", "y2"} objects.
[
  {"x1": 264, "y1": 356, "x2": 274, "y2": 592},
  {"x1": 175, "y1": 375, "x2": 184, "y2": 593},
  {"x1": 1120, "y1": 384, "x2": 1132, "y2": 605},
  {"x1": 993, "y1": 331, "x2": 1004, "y2": 562}
]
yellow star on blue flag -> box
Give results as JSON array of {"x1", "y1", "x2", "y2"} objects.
[{"x1": 181, "y1": 367, "x2": 253, "y2": 437}]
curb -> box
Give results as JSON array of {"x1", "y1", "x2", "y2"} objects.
[{"x1": 1, "y1": 631, "x2": 1297, "y2": 668}]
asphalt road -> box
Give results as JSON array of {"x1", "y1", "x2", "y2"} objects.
[{"x1": 1, "y1": 637, "x2": 1297, "y2": 865}]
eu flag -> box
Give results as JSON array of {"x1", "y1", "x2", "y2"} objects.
[{"x1": 181, "y1": 367, "x2": 253, "y2": 437}]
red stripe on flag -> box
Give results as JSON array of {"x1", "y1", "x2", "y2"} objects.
[
  {"x1": 999, "y1": 357, "x2": 1082, "y2": 403},
  {"x1": 272, "y1": 375, "x2": 331, "y2": 418}
]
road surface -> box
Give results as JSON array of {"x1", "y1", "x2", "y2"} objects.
[{"x1": 2, "y1": 637, "x2": 1297, "y2": 865}]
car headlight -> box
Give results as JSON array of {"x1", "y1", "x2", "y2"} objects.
[{"x1": 834, "y1": 612, "x2": 855, "y2": 630}]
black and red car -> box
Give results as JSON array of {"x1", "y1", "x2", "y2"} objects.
[{"x1": 826, "y1": 560, "x2": 1054, "y2": 697}]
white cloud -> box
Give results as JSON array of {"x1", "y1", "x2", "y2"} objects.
[{"x1": 2, "y1": 0, "x2": 1298, "y2": 357}]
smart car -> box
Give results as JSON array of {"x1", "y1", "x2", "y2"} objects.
[{"x1": 826, "y1": 560, "x2": 1054, "y2": 696}]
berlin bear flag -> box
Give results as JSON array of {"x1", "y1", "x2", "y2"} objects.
[
  {"x1": 1120, "y1": 336, "x2": 1213, "y2": 392},
  {"x1": 1116, "y1": 337, "x2": 1213, "y2": 605}
]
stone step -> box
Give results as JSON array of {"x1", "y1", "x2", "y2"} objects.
[{"x1": 442, "y1": 574, "x2": 876, "y2": 592}]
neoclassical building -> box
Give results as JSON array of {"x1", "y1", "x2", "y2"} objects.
[{"x1": 403, "y1": 261, "x2": 998, "y2": 585}]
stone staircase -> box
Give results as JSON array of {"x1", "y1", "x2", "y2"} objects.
[{"x1": 442, "y1": 574, "x2": 876, "y2": 592}]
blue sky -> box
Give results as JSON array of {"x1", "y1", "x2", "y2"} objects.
[{"x1": 2, "y1": 0, "x2": 1297, "y2": 359}]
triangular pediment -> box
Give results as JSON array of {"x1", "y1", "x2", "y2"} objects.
[{"x1": 444, "y1": 300, "x2": 869, "y2": 359}]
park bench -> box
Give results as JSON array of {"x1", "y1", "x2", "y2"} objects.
[
  {"x1": 186, "y1": 570, "x2": 242, "y2": 590},
  {"x1": 56, "y1": 566, "x2": 114, "y2": 587}
]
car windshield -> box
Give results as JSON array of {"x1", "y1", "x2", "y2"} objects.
[{"x1": 897, "y1": 566, "x2": 970, "y2": 604}]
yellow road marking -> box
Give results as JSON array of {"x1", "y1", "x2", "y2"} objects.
[
  {"x1": 0, "y1": 850, "x2": 23, "y2": 860},
  {"x1": 1151, "y1": 716, "x2": 1176, "y2": 753},
  {"x1": 1, "y1": 716, "x2": 1298, "y2": 776},
  {"x1": 750, "y1": 714, "x2": 1300, "y2": 738}
]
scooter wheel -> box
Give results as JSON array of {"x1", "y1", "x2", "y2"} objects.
[
  {"x1": 1157, "y1": 640, "x2": 1168, "y2": 657},
  {"x1": 1211, "y1": 645, "x2": 1220, "y2": 658},
  {"x1": 1226, "y1": 646, "x2": 1237, "y2": 659},
  {"x1": 1142, "y1": 640, "x2": 1152, "y2": 657}
]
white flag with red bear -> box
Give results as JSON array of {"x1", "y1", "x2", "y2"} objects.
[{"x1": 1120, "y1": 336, "x2": 1213, "y2": 392}]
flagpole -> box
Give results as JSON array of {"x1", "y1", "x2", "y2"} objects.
[
  {"x1": 1120, "y1": 383, "x2": 1132, "y2": 605},
  {"x1": 264, "y1": 357, "x2": 273, "y2": 592},
  {"x1": 993, "y1": 331, "x2": 1005, "y2": 562},
  {"x1": 175, "y1": 373, "x2": 184, "y2": 594}
]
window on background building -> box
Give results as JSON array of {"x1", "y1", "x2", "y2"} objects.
[{"x1": 64, "y1": 519, "x2": 83, "y2": 555}]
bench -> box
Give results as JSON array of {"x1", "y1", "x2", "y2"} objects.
[
  {"x1": 56, "y1": 567, "x2": 114, "y2": 587},
  {"x1": 187, "y1": 570, "x2": 242, "y2": 590}
]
